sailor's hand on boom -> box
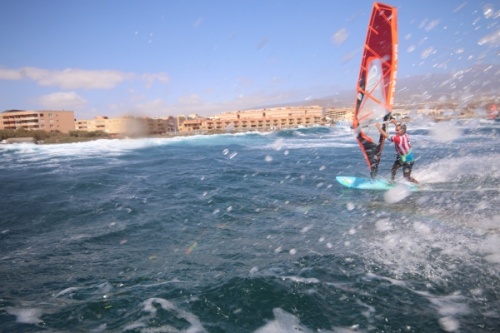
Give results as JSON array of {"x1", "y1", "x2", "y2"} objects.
[
  {"x1": 375, "y1": 123, "x2": 389, "y2": 138},
  {"x1": 366, "y1": 119, "x2": 395, "y2": 127}
]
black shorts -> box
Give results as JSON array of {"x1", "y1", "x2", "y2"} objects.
[{"x1": 394, "y1": 156, "x2": 414, "y2": 173}]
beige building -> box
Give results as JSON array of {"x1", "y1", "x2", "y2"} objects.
[
  {"x1": 76, "y1": 116, "x2": 145, "y2": 136},
  {"x1": 76, "y1": 116, "x2": 175, "y2": 136},
  {"x1": 0, "y1": 110, "x2": 75, "y2": 133},
  {"x1": 325, "y1": 107, "x2": 353, "y2": 124},
  {"x1": 75, "y1": 116, "x2": 106, "y2": 132},
  {"x1": 146, "y1": 116, "x2": 178, "y2": 134},
  {"x1": 179, "y1": 106, "x2": 330, "y2": 133}
]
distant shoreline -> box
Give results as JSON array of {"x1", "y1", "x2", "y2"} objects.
[{"x1": 2, "y1": 115, "x2": 498, "y2": 146}]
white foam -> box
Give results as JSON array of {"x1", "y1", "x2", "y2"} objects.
[
  {"x1": 414, "y1": 152, "x2": 500, "y2": 184},
  {"x1": 365, "y1": 272, "x2": 407, "y2": 287},
  {"x1": 0, "y1": 135, "x2": 216, "y2": 162},
  {"x1": 90, "y1": 323, "x2": 107, "y2": 333},
  {"x1": 480, "y1": 233, "x2": 500, "y2": 264},
  {"x1": 123, "y1": 322, "x2": 147, "y2": 331},
  {"x1": 384, "y1": 184, "x2": 411, "y2": 203},
  {"x1": 141, "y1": 297, "x2": 207, "y2": 332},
  {"x1": 7, "y1": 307, "x2": 43, "y2": 324},
  {"x1": 280, "y1": 276, "x2": 320, "y2": 284},
  {"x1": 356, "y1": 299, "x2": 375, "y2": 318},
  {"x1": 253, "y1": 308, "x2": 315, "y2": 333},
  {"x1": 270, "y1": 138, "x2": 285, "y2": 151},
  {"x1": 432, "y1": 294, "x2": 470, "y2": 317},
  {"x1": 262, "y1": 140, "x2": 357, "y2": 150},
  {"x1": 143, "y1": 298, "x2": 175, "y2": 314},
  {"x1": 53, "y1": 286, "x2": 81, "y2": 298},
  {"x1": 363, "y1": 215, "x2": 483, "y2": 282},
  {"x1": 439, "y1": 316, "x2": 460, "y2": 332},
  {"x1": 418, "y1": 291, "x2": 470, "y2": 332},
  {"x1": 430, "y1": 122, "x2": 463, "y2": 143},
  {"x1": 375, "y1": 218, "x2": 393, "y2": 232},
  {"x1": 413, "y1": 221, "x2": 432, "y2": 235},
  {"x1": 331, "y1": 327, "x2": 364, "y2": 333}
]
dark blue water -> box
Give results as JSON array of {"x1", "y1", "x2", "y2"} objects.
[{"x1": 1, "y1": 122, "x2": 499, "y2": 332}]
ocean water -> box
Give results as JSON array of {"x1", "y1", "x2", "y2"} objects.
[{"x1": 1, "y1": 121, "x2": 499, "y2": 333}]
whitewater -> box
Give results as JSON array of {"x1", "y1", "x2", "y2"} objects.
[{"x1": 0, "y1": 121, "x2": 499, "y2": 332}]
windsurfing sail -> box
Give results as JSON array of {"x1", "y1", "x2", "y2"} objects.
[{"x1": 352, "y1": 2, "x2": 398, "y2": 178}]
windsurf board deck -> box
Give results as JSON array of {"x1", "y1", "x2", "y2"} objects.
[{"x1": 336, "y1": 176, "x2": 422, "y2": 191}]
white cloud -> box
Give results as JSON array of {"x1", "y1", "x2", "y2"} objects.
[
  {"x1": 95, "y1": 85, "x2": 314, "y2": 118},
  {"x1": 38, "y1": 92, "x2": 87, "y2": 109},
  {"x1": 22, "y1": 67, "x2": 130, "y2": 89},
  {"x1": 0, "y1": 66, "x2": 170, "y2": 90},
  {"x1": 177, "y1": 94, "x2": 204, "y2": 106},
  {"x1": 133, "y1": 98, "x2": 168, "y2": 116},
  {"x1": 165, "y1": 89, "x2": 302, "y2": 116},
  {"x1": 0, "y1": 68, "x2": 23, "y2": 80},
  {"x1": 141, "y1": 72, "x2": 169, "y2": 88}
]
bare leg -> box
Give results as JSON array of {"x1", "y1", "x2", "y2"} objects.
[
  {"x1": 403, "y1": 165, "x2": 419, "y2": 184},
  {"x1": 406, "y1": 176, "x2": 419, "y2": 184},
  {"x1": 391, "y1": 162, "x2": 399, "y2": 181}
]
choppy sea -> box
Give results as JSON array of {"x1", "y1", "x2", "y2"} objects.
[{"x1": 1, "y1": 120, "x2": 499, "y2": 333}]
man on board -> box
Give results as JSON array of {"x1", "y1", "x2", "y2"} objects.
[{"x1": 375, "y1": 119, "x2": 419, "y2": 184}]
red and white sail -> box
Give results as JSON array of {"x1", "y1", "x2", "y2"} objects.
[{"x1": 352, "y1": 2, "x2": 398, "y2": 178}]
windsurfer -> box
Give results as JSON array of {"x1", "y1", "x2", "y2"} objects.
[{"x1": 375, "y1": 119, "x2": 419, "y2": 184}]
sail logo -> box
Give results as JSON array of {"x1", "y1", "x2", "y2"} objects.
[
  {"x1": 366, "y1": 59, "x2": 382, "y2": 93},
  {"x1": 364, "y1": 57, "x2": 387, "y2": 108}
]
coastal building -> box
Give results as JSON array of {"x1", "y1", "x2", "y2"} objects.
[
  {"x1": 75, "y1": 116, "x2": 176, "y2": 136},
  {"x1": 75, "y1": 116, "x2": 106, "y2": 132},
  {"x1": 175, "y1": 115, "x2": 188, "y2": 132},
  {"x1": 325, "y1": 107, "x2": 353, "y2": 123},
  {"x1": 0, "y1": 110, "x2": 75, "y2": 133},
  {"x1": 147, "y1": 117, "x2": 170, "y2": 135},
  {"x1": 1, "y1": 106, "x2": 356, "y2": 137},
  {"x1": 179, "y1": 106, "x2": 331, "y2": 133},
  {"x1": 76, "y1": 116, "x2": 145, "y2": 136}
]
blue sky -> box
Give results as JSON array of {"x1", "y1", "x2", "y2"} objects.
[{"x1": 0, "y1": 0, "x2": 498, "y2": 119}]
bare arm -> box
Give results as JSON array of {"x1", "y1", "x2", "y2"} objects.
[{"x1": 375, "y1": 123, "x2": 389, "y2": 139}]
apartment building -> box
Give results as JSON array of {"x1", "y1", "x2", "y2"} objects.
[
  {"x1": 325, "y1": 107, "x2": 353, "y2": 123},
  {"x1": 179, "y1": 106, "x2": 331, "y2": 133},
  {"x1": 0, "y1": 110, "x2": 75, "y2": 133},
  {"x1": 76, "y1": 116, "x2": 144, "y2": 136},
  {"x1": 146, "y1": 116, "x2": 178, "y2": 134},
  {"x1": 76, "y1": 116, "x2": 177, "y2": 136},
  {"x1": 75, "y1": 116, "x2": 106, "y2": 132}
]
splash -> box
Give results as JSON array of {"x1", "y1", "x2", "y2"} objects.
[
  {"x1": 430, "y1": 122, "x2": 462, "y2": 143},
  {"x1": 384, "y1": 184, "x2": 412, "y2": 203},
  {"x1": 186, "y1": 241, "x2": 198, "y2": 254},
  {"x1": 254, "y1": 308, "x2": 315, "y2": 333},
  {"x1": 140, "y1": 298, "x2": 207, "y2": 332},
  {"x1": 7, "y1": 308, "x2": 43, "y2": 324}
]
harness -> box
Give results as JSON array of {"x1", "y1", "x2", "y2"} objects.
[{"x1": 399, "y1": 150, "x2": 414, "y2": 163}]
